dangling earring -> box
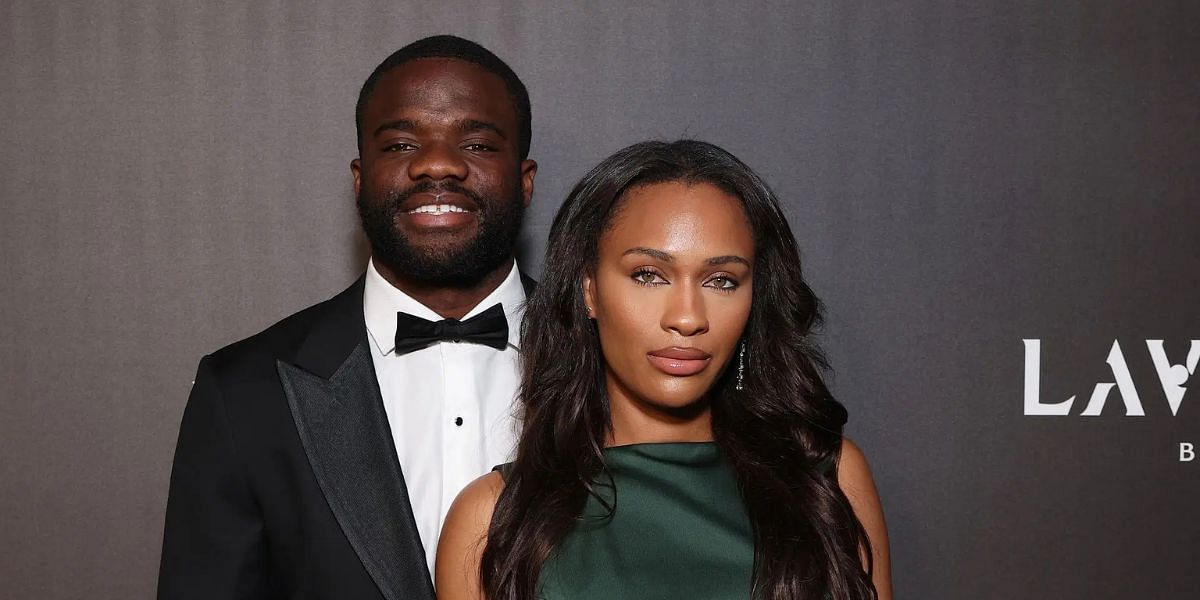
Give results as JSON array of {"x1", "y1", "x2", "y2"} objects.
[{"x1": 735, "y1": 341, "x2": 746, "y2": 391}]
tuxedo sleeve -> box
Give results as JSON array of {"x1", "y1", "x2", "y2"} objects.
[{"x1": 158, "y1": 357, "x2": 269, "y2": 599}]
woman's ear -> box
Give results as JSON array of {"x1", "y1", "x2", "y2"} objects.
[{"x1": 583, "y1": 275, "x2": 596, "y2": 319}]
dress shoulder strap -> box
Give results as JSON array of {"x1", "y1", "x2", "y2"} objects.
[
  {"x1": 817, "y1": 453, "x2": 838, "y2": 477},
  {"x1": 491, "y1": 462, "x2": 515, "y2": 482}
]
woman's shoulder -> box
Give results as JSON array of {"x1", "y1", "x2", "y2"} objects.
[
  {"x1": 834, "y1": 437, "x2": 876, "y2": 495},
  {"x1": 438, "y1": 470, "x2": 505, "y2": 559},
  {"x1": 834, "y1": 437, "x2": 893, "y2": 598},
  {"x1": 837, "y1": 438, "x2": 869, "y2": 473},
  {"x1": 435, "y1": 471, "x2": 506, "y2": 599},
  {"x1": 446, "y1": 470, "x2": 506, "y2": 526}
]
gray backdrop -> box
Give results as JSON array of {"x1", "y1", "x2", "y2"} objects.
[{"x1": 2, "y1": 1, "x2": 1197, "y2": 598}]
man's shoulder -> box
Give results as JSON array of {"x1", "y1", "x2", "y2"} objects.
[
  {"x1": 203, "y1": 278, "x2": 363, "y2": 377},
  {"x1": 206, "y1": 301, "x2": 322, "y2": 366}
]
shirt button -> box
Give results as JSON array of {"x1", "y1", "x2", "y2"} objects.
[{"x1": 454, "y1": 417, "x2": 463, "y2": 426}]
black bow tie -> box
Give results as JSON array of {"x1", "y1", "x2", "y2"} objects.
[{"x1": 393, "y1": 303, "x2": 509, "y2": 356}]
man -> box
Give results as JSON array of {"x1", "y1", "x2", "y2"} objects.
[{"x1": 158, "y1": 35, "x2": 537, "y2": 600}]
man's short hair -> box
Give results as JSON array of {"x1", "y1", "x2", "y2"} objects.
[{"x1": 355, "y1": 35, "x2": 532, "y2": 159}]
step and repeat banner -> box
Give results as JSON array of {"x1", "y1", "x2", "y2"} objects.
[{"x1": 2, "y1": 1, "x2": 1196, "y2": 598}]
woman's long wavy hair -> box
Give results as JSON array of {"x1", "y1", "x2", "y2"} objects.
[{"x1": 481, "y1": 140, "x2": 876, "y2": 600}]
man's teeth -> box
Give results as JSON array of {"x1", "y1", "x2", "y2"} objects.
[{"x1": 409, "y1": 204, "x2": 469, "y2": 214}]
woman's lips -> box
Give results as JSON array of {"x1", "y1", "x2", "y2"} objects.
[{"x1": 646, "y1": 347, "x2": 712, "y2": 376}]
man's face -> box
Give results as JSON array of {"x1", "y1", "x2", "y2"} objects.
[{"x1": 352, "y1": 58, "x2": 536, "y2": 287}]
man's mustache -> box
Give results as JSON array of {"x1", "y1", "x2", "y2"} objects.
[{"x1": 388, "y1": 181, "x2": 484, "y2": 211}]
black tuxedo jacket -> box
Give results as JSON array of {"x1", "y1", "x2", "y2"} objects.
[{"x1": 159, "y1": 274, "x2": 533, "y2": 600}]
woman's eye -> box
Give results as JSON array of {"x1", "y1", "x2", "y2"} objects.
[
  {"x1": 706, "y1": 276, "x2": 738, "y2": 291},
  {"x1": 632, "y1": 270, "x2": 666, "y2": 286}
]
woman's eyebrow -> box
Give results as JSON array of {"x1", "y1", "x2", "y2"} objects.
[
  {"x1": 622, "y1": 247, "x2": 673, "y2": 261},
  {"x1": 706, "y1": 255, "x2": 751, "y2": 267},
  {"x1": 622, "y1": 248, "x2": 750, "y2": 268}
]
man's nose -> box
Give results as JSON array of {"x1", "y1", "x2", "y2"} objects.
[{"x1": 407, "y1": 142, "x2": 469, "y2": 181}]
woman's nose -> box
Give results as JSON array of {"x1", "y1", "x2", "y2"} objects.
[{"x1": 661, "y1": 286, "x2": 709, "y2": 337}]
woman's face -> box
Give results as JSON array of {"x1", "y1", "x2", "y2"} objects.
[{"x1": 585, "y1": 181, "x2": 755, "y2": 419}]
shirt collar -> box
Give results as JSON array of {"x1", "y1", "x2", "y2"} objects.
[{"x1": 363, "y1": 258, "x2": 527, "y2": 356}]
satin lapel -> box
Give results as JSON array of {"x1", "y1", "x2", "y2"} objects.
[
  {"x1": 276, "y1": 279, "x2": 434, "y2": 600},
  {"x1": 520, "y1": 272, "x2": 537, "y2": 297}
]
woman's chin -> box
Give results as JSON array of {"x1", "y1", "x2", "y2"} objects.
[{"x1": 635, "y1": 392, "x2": 712, "y2": 419}]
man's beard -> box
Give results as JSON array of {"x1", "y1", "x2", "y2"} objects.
[{"x1": 356, "y1": 179, "x2": 525, "y2": 288}]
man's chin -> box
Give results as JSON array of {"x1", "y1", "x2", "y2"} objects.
[
  {"x1": 373, "y1": 240, "x2": 506, "y2": 285},
  {"x1": 394, "y1": 229, "x2": 480, "y2": 251},
  {"x1": 401, "y1": 244, "x2": 478, "y2": 268}
]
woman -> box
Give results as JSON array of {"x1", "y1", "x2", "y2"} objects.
[{"x1": 436, "y1": 140, "x2": 892, "y2": 599}]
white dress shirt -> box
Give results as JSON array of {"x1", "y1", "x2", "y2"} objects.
[{"x1": 362, "y1": 258, "x2": 523, "y2": 576}]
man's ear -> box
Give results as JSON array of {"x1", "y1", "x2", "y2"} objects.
[
  {"x1": 351, "y1": 158, "x2": 362, "y2": 197},
  {"x1": 520, "y1": 159, "x2": 538, "y2": 208}
]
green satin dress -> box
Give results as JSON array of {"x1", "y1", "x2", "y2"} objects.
[{"x1": 536, "y1": 442, "x2": 755, "y2": 599}]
